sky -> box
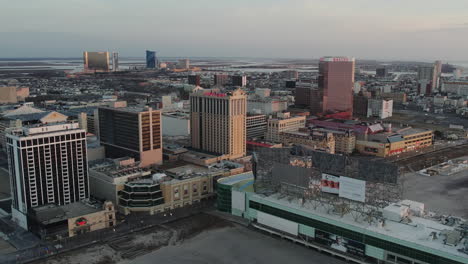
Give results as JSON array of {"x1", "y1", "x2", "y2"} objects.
[{"x1": 1, "y1": 0, "x2": 468, "y2": 61}]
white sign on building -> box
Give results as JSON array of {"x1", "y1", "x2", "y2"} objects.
[{"x1": 339, "y1": 176, "x2": 366, "y2": 202}]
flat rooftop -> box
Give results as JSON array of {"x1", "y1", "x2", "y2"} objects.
[
  {"x1": 99, "y1": 106, "x2": 158, "y2": 113},
  {"x1": 253, "y1": 192, "x2": 467, "y2": 260},
  {"x1": 162, "y1": 111, "x2": 189, "y2": 119},
  {"x1": 218, "y1": 171, "x2": 254, "y2": 186},
  {"x1": 165, "y1": 164, "x2": 210, "y2": 177},
  {"x1": 397, "y1": 127, "x2": 432, "y2": 136},
  {"x1": 182, "y1": 150, "x2": 219, "y2": 160},
  {"x1": 90, "y1": 158, "x2": 149, "y2": 178},
  {"x1": 31, "y1": 200, "x2": 104, "y2": 225}
]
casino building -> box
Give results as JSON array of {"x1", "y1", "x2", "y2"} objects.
[{"x1": 217, "y1": 175, "x2": 468, "y2": 264}]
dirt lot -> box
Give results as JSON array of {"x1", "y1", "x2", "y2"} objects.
[{"x1": 37, "y1": 214, "x2": 344, "y2": 264}]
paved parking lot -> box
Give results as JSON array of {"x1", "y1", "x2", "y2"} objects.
[{"x1": 402, "y1": 169, "x2": 468, "y2": 218}]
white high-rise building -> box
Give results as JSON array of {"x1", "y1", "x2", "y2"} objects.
[
  {"x1": 6, "y1": 123, "x2": 89, "y2": 229},
  {"x1": 367, "y1": 99, "x2": 393, "y2": 119}
]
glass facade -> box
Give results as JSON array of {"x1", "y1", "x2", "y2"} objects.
[
  {"x1": 146, "y1": 50, "x2": 156, "y2": 68},
  {"x1": 119, "y1": 182, "x2": 164, "y2": 208},
  {"x1": 216, "y1": 183, "x2": 232, "y2": 212}
]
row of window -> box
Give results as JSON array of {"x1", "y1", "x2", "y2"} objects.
[{"x1": 17, "y1": 134, "x2": 85, "y2": 147}]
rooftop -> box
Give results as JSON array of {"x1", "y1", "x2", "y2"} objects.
[
  {"x1": 254, "y1": 192, "x2": 468, "y2": 261},
  {"x1": 218, "y1": 171, "x2": 254, "y2": 186},
  {"x1": 396, "y1": 127, "x2": 432, "y2": 136},
  {"x1": 3, "y1": 111, "x2": 52, "y2": 121},
  {"x1": 2, "y1": 105, "x2": 44, "y2": 117},
  {"x1": 31, "y1": 200, "x2": 104, "y2": 225},
  {"x1": 99, "y1": 106, "x2": 158, "y2": 113},
  {"x1": 90, "y1": 158, "x2": 150, "y2": 179},
  {"x1": 162, "y1": 111, "x2": 189, "y2": 119}
]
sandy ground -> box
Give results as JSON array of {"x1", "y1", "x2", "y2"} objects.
[
  {"x1": 39, "y1": 214, "x2": 345, "y2": 264},
  {"x1": 40, "y1": 227, "x2": 173, "y2": 264},
  {"x1": 128, "y1": 225, "x2": 345, "y2": 264},
  {"x1": 402, "y1": 169, "x2": 468, "y2": 218}
]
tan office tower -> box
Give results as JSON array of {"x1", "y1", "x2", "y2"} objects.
[
  {"x1": 97, "y1": 107, "x2": 162, "y2": 167},
  {"x1": 190, "y1": 88, "x2": 246, "y2": 160},
  {"x1": 83, "y1": 51, "x2": 110, "y2": 72}
]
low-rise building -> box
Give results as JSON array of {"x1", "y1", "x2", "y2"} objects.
[
  {"x1": 163, "y1": 144, "x2": 189, "y2": 161},
  {"x1": 265, "y1": 112, "x2": 306, "y2": 143},
  {"x1": 311, "y1": 128, "x2": 356, "y2": 154},
  {"x1": 246, "y1": 114, "x2": 267, "y2": 139},
  {"x1": 28, "y1": 200, "x2": 116, "y2": 239},
  {"x1": 91, "y1": 157, "x2": 246, "y2": 215},
  {"x1": 89, "y1": 158, "x2": 152, "y2": 205},
  {"x1": 280, "y1": 130, "x2": 335, "y2": 154},
  {"x1": 442, "y1": 81, "x2": 468, "y2": 96},
  {"x1": 356, "y1": 127, "x2": 433, "y2": 157}
]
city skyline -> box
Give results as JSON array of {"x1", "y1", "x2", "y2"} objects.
[{"x1": 1, "y1": 0, "x2": 468, "y2": 61}]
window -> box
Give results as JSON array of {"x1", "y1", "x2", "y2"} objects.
[{"x1": 396, "y1": 257, "x2": 412, "y2": 264}]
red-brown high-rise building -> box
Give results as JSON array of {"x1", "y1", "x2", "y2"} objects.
[{"x1": 318, "y1": 57, "x2": 355, "y2": 115}]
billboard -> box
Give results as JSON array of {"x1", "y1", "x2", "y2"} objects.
[
  {"x1": 315, "y1": 229, "x2": 365, "y2": 257},
  {"x1": 321, "y1": 173, "x2": 340, "y2": 194},
  {"x1": 339, "y1": 176, "x2": 366, "y2": 202}
]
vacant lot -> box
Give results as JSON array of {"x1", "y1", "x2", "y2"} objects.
[
  {"x1": 38, "y1": 214, "x2": 344, "y2": 264},
  {"x1": 130, "y1": 223, "x2": 345, "y2": 264}
]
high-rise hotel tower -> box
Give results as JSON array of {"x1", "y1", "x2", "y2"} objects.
[
  {"x1": 190, "y1": 88, "x2": 246, "y2": 159},
  {"x1": 6, "y1": 123, "x2": 88, "y2": 228}
]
